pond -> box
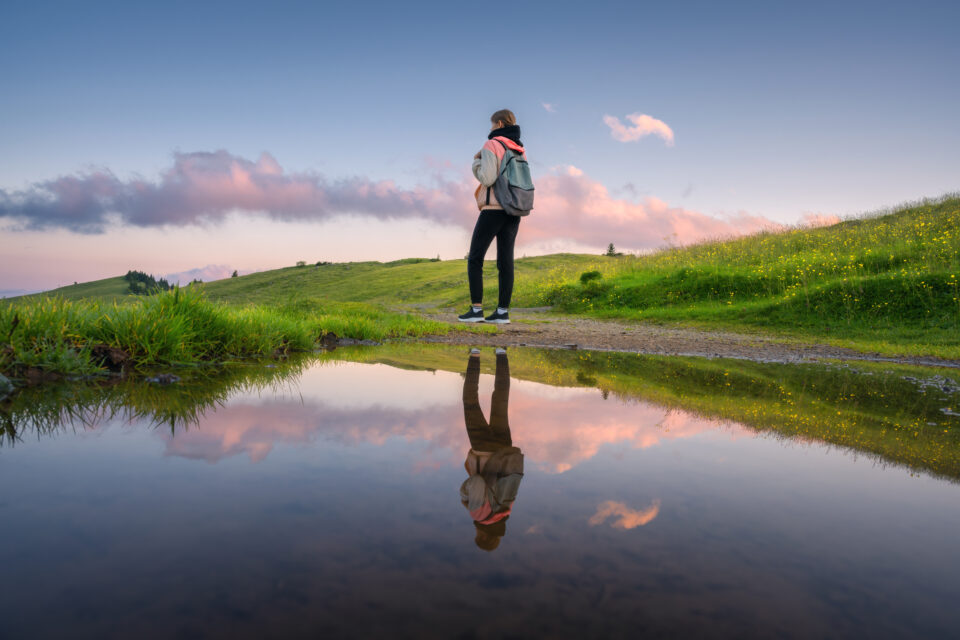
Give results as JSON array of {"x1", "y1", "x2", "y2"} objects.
[{"x1": 2, "y1": 344, "x2": 959, "y2": 639}]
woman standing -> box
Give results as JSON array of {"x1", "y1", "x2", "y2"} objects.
[{"x1": 458, "y1": 109, "x2": 527, "y2": 324}]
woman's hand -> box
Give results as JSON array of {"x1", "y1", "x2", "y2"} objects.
[{"x1": 474, "y1": 151, "x2": 481, "y2": 160}]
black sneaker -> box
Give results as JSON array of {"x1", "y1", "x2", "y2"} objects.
[
  {"x1": 485, "y1": 309, "x2": 510, "y2": 324},
  {"x1": 458, "y1": 307, "x2": 485, "y2": 322}
]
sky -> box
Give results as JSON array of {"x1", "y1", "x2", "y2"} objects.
[{"x1": 1, "y1": 0, "x2": 958, "y2": 294}]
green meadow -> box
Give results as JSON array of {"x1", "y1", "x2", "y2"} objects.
[
  {"x1": 545, "y1": 195, "x2": 960, "y2": 358},
  {"x1": 19, "y1": 253, "x2": 608, "y2": 307},
  {"x1": 2, "y1": 194, "x2": 958, "y2": 379}
]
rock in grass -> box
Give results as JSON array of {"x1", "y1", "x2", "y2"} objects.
[
  {"x1": 91, "y1": 344, "x2": 129, "y2": 371},
  {"x1": 320, "y1": 332, "x2": 339, "y2": 348},
  {"x1": 0, "y1": 373, "x2": 13, "y2": 400}
]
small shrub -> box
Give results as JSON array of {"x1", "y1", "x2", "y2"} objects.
[
  {"x1": 580, "y1": 270, "x2": 602, "y2": 284},
  {"x1": 296, "y1": 261, "x2": 306, "y2": 267}
]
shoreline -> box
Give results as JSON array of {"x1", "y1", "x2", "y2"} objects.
[
  {"x1": 3, "y1": 313, "x2": 958, "y2": 393},
  {"x1": 411, "y1": 311, "x2": 960, "y2": 369}
]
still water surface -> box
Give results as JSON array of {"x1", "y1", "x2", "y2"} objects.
[{"x1": 2, "y1": 345, "x2": 959, "y2": 639}]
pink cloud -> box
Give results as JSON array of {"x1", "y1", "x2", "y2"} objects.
[
  {"x1": 0, "y1": 149, "x2": 781, "y2": 252},
  {"x1": 529, "y1": 165, "x2": 779, "y2": 249},
  {"x1": 0, "y1": 150, "x2": 476, "y2": 233},
  {"x1": 588, "y1": 499, "x2": 661, "y2": 529},
  {"x1": 603, "y1": 112, "x2": 675, "y2": 146}
]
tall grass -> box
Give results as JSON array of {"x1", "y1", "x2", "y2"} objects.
[{"x1": 0, "y1": 287, "x2": 453, "y2": 378}]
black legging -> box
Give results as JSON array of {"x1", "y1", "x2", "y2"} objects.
[{"x1": 467, "y1": 210, "x2": 520, "y2": 308}]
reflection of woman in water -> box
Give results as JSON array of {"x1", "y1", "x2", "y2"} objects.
[{"x1": 460, "y1": 348, "x2": 524, "y2": 552}]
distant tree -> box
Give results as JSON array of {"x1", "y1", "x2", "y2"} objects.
[
  {"x1": 231, "y1": 270, "x2": 238, "y2": 278},
  {"x1": 123, "y1": 270, "x2": 172, "y2": 295},
  {"x1": 296, "y1": 260, "x2": 306, "y2": 267},
  {"x1": 604, "y1": 243, "x2": 623, "y2": 257}
]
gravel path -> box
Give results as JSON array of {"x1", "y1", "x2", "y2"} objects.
[{"x1": 414, "y1": 308, "x2": 960, "y2": 368}]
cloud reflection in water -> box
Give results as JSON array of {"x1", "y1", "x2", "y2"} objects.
[
  {"x1": 589, "y1": 499, "x2": 662, "y2": 529},
  {"x1": 154, "y1": 361, "x2": 748, "y2": 471}
]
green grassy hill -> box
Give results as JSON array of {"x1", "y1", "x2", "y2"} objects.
[
  {"x1": 13, "y1": 254, "x2": 614, "y2": 308},
  {"x1": 10, "y1": 253, "x2": 616, "y2": 307},
  {"x1": 12, "y1": 194, "x2": 959, "y2": 358},
  {"x1": 544, "y1": 195, "x2": 960, "y2": 357},
  {"x1": 197, "y1": 253, "x2": 609, "y2": 307}
]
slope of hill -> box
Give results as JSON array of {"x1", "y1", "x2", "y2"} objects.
[
  {"x1": 27, "y1": 276, "x2": 132, "y2": 302},
  {"x1": 542, "y1": 195, "x2": 960, "y2": 357},
  {"x1": 12, "y1": 254, "x2": 617, "y2": 308},
  {"x1": 196, "y1": 253, "x2": 614, "y2": 307},
  {"x1": 10, "y1": 194, "x2": 958, "y2": 358}
]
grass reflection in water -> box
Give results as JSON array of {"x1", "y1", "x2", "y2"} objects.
[
  {"x1": 2, "y1": 344, "x2": 958, "y2": 481},
  {"x1": 336, "y1": 345, "x2": 960, "y2": 482},
  {"x1": 0, "y1": 355, "x2": 315, "y2": 445}
]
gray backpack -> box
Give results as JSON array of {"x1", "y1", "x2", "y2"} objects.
[{"x1": 492, "y1": 141, "x2": 535, "y2": 217}]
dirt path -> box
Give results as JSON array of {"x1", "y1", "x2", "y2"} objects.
[{"x1": 413, "y1": 308, "x2": 960, "y2": 368}]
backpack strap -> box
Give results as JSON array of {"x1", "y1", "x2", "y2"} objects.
[{"x1": 492, "y1": 139, "x2": 515, "y2": 176}]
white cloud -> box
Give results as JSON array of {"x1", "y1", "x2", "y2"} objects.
[{"x1": 603, "y1": 112, "x2": 675, "y2": 146}]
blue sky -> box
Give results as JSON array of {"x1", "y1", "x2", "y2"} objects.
[{"x1": 1, "y1": 0, "x2": 958, "y2": 292}]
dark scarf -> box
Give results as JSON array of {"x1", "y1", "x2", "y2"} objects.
[{"x1": 488, "y1": 124, "x2": 523, "y2": 147}]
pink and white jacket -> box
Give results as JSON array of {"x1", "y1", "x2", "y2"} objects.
[{"x1": 472, "y1": 137, "x2": 527, "y2": 211}]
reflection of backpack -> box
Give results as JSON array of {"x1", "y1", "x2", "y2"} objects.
[{"x1": 493, "y1": 142, "x2": 535, "y2": 217}]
